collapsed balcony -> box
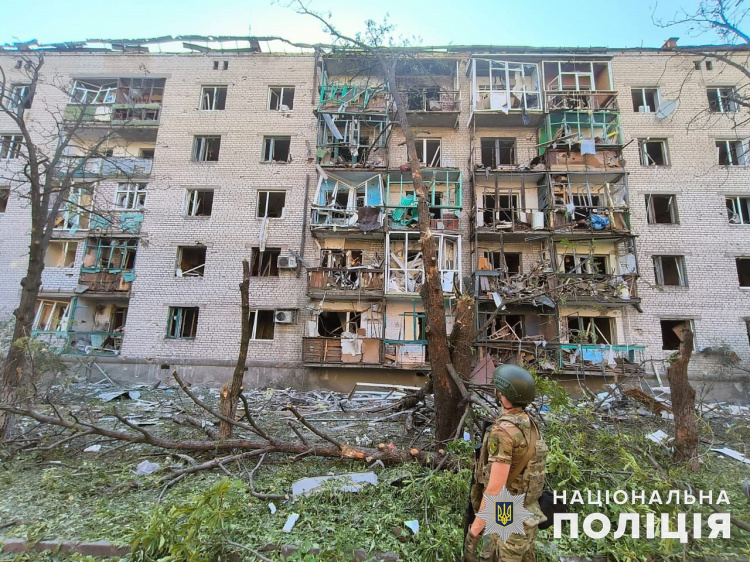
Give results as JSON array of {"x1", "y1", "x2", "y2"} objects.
[
  {"x1": 386, "y1": 232, "x2": 461, "y2": 294},
  {"x1": 310, "y1": 171, "x2": 385, "y2": 236},
  {"x1": 31, "y1": 297, "x2": 127, "y2": 356},
  {"x1": 546, "y1": 172, "x2": 630, "y2": 235},
  {"x1": 386, "y1": 169, "x2": 462, "y2": 231},
  {"x1": 317, "y1": 113, "x2": 389, "y2": 167},
  {"x1": 78, "y1": 237, "x2": 137, "y2": 294},
  {"x1": 467, "y1": 58, "x2": 543, "y2": 127},
  {"x1": 64, "y1": 78, "x2": 165, "y2": 126},
  {"x1": 474, "y1": 171, "x2": 547, "y2": 238},
  {"x1": 540, "y1": 112, "x2": 624, "y2": 170}
]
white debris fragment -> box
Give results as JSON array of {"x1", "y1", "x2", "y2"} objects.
[
  {"x1": 711, "y1": 447, "x2": 750, "y2": 465},
  {"x1": 645, "y1": 430, "x2": 670, "y2": 444},
  {"x1": 133, "y1": 460, "x2": 160, "y2": 475},
  {"x1": 282, "y1": 513, "x2": 300, "y2": 532},
  {"x1": 291, "y1": 471, "x2": 378, "y2": 497},
  {"x1": 268, "y1": 502, "x2": 277, "y2": 514},
  {"x1": 83, "y1": 444, "x2": 101, "y2": 453},
  {"x1": 404, "y1": 520, "x2": 419, "y2": 535}
]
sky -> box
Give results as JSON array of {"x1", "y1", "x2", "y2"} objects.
[{"x1": 0, "y1": 0, "x2": 739, "y2": 50}]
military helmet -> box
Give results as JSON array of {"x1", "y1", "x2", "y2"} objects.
[{"x1": 492, "y1": 364, "x2": 536, "y2": 405}]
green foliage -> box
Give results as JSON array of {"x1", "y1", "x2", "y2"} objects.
[{"x1": 532, "y1": 374, "x2": 569, "y2": 413}]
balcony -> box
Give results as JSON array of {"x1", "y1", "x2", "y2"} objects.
[
  {"x1": 554, "y1": 272, "x2": 639, "y2": 306},
  {"x1": 400, "y1": 88, "x2": 461, "y2": 127},
  {"x1": 307, "y1": 267, "x2": 384, "y2": 298},
  {"x1": 31, "y1": 330, "x2": 123, "y2": 355},
  {"x1": 386, "y1": 232, "x2": 461, "y2": 294},
  {"x1": 386, "y1": 169, "x2": 462, "y2": 231},
  {"x1": 540, "y1": 112, "x2": 624, "y2": 171},
  {"x1": 78, "y1": 271, "x2": 134, "y2": 293},
  {"x1": 317, "y1": 113, "x2": 389, "y2": 168},
  {"x1": 302, "y1": 337, "x2": 383, "y2": 366},
  {"x1": 310, "y1": 171, "x2": 385, "y2": 237},
  {"x1": 317, "y1": 84, "x2": 389, "y2": 115},
  {"x1": 64, "y1": 78, "x2": 164, "y2": 128},
  {"x1": 55, "y1": 156, "x2": 152, "y2": 179},
  {"x1": 476, "y1": 205, "x2": 546, "y2": 238},
  {"x1": 468, "y1": 58, "x2": 543, "y2": 127},
  {"x1": 545, "y1": 91, "x2": 618, "y2": 112}
]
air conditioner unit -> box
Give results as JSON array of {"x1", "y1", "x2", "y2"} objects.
[
  {"x1": 277, "y1": 255, "x2": 297, "y2": 269},
  {"x1": 274, "y1": 310, "x2": 295, "y2": 324}
]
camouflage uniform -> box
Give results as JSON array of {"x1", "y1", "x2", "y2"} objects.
[{"x1": 470, "y1": 407, "x2": 548, "y2": 562}]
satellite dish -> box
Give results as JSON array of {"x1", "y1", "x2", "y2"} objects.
[{"x1": 656, "y1": 99, "x2": 679, "y2": 119}]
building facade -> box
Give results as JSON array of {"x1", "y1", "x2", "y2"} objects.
[{"x1": 0, "y1": 38, "x2": 748, "y2": 393}]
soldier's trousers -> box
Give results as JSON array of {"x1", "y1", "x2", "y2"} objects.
[{"x1": 479, "y1": 526, "x2": 537, "y2": 562}]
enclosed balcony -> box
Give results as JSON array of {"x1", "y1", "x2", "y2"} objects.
[
  {"x1": 468, "y1": 58, "x2": 543, "y2": 127},
  {"x1": 540, "y1": 111, "x2": 624, "y2": 170},
  {"x1": 55, "y1": 155, "x2": 153, "y2": 179},
  {"x1": 317, "y1": 83, "x2": 389, "y2": 115},
  {"x1": 385, "y1": 232, "x2": 461, "y2": 294},
  {"x1": 307, "y1": 267, "x2": 384, "y2": 298},
  {"x1": 316, "y1": 113, "x2": 389, "y2": 168},
  {"x1": 474, "y1": 171, "x2": 547, "y2": 240},
  {"x1": 64, "y1": 78, "x2": 165, "y2": 127},
  {"x1": 386, "y1": 169, "x2": 462, "y2": 232},
  {"x1": 399, "y1": 88, "x2": 461, "y2": 127},
  {"x1": 310, "y1": 171, "x2": 385, "y2": 237},
  {"x1": 78, "y1": 237, "x2": 137, "y2": 294}
]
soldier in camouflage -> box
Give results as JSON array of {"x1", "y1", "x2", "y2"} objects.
[{"x1": 464, "y1": 365, "x2": 548, "y2": 562}]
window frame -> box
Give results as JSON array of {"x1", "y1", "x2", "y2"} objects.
[
  {"x1": 250, "y1": 247, "x2": 281, "y2": 277},
  {"x1": 199, "y1": 85, "x2": 227, "y2": 111},
  {"x1": 257, "y1": 190, "x2": 287, "y2": 219},
  {"x1": 0, "y1": 185, "x2": 9, "y2": 213},
  {"x1": 33, "y1": 299, "x2": 70, "y2": 332},
  {"x1": 736, "y1": 257, "x2": 750, "y2": 288},
  {"x1": 262, "y1": 136, "x2": 291, "y2": 163},
  {"x1": 414, "y1": 138, "x2": 442, "y2": 167},
  {"x1": 707, "y1": 87, "x2": 737, "y2": 113},
  {"x1": 0, "y1": 134, "x2": 22, "y2": 160},
  {"x1": 631, "y1": 87, "x2": 659, "y2": 113},
  {"x1": 645, "y1": 194, "x2": 679, "y2": 224},
  {"x1": 114, "y1": 182, "x2": 148, "y2": 210},
  {"x1": 166, "y1": 306, "x2": 200, "y2": 339},
  {"x1": 44, "y1": 240, "x2": 78, "y2": 269},
  {"x1": 176, "y1": 246, "x2": 207, "y2": 278},
  {"x1": 479, "y1": 137, "x2": 516, "y2": 167},
  {"x1": 726, "y1": 196, "x2": 750, "y2": 225},
  {"x1": 192, "y1": 135, "x2": 221, "y2": 162},
  {"x1": 639, "y1": 138, "x2": 670, "y2": 166},
  {"x1": 659, "y1": 319, "x2": 695, "y2": 351},
  {"x1": 716, "y1": 139, "x2": 747, "y2": 166},
  {"x1": 9, "y1": 84, "x2": 32, "y2": 111},
  {"x1": 653, "y1": 255, "x2": 688, "y2": 287},
  {"x1": 248, "y1": 309, "x2": 276, "y2": 340},
  {"x1": 185, "y1": 189, "x2": 214, "y2": 217},
  {"x1": 268, "y1": 86, "x2": 295, "y2": 111}
]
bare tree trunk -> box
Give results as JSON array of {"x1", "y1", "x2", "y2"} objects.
[
  {"x1": 668, "y1": 330, "x2": 699, "y2": 471},
  {"x1": 219, "y1": 260, "x2": 251, "y2": 439},
  {"x1": 1, "y1": 223, "x2": 46, "y2": 440}
]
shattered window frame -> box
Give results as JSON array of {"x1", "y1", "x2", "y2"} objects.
[
  {"x1": 0, "y1": 185, "x2": 9, "y2": 212},
  {"x1": 250, "y1": 247, "x2": 281, "y2": 277},
  {"x1": 114, "y1": 182, "x2": 147, "y2": 210},
  {"x1": 199, "y1": 85, "x2": 228, "y2": 111},
  {"x1": 716, "y1": 139, "x2": 747, "y2": 166},
  {"x1": 736, "y1": 258, "x2": 750, "y2": 288},
  {"x1": 32, "y1": 299, "x2": 70, "y2": 332},
  {"x1": 0, "y1": 134, "x2": 22, "y2": 160},
  {"x1": 257, "y1": 190, "x2": 287, "y2": 219},
  {"x1": 54, "y1": 184, "x2": 94, "y2": 231},
  {"x1": 186, "y1": 189, "x2": 214, "y2": 217},
  {"x1": 44, "y1": 240, "x2": 78, "y2": 269},
  {"x1": 479, "y1": 137, "x2": 515, "y2": 167},
  {"x1": 631, "y1": 87, "x2": 659, "y2": 112},
  {"x1": 262, "y1": 136, "x2": 291, "y2": 163},
  {"x1": 726, "y1": 196, "x2": 750, "y2": 224},
  {"x1": 249, "y1": 309, "x2": 275, "y2": 340},
  {"x1": 639, "y1": 138, "x2": 669, "y2": 166},
  {"x1": 268, "y1": 86, "x2": 295, "y2": 111},
  {"x1": 166, "y1": 306, "x2": 199, "y2": 339},
  {"x1": 566, "y1": 315, "x2": 614, "y2": 345},
  {"x1": 646, "y1": 194, "x2": 679, "y2": 224},
  {"x1": 653, "y1": 255, "x2": 688, "y2": 286},
  {"x1": 82, "y1": 238, "x2": 138, "y2": 273},
  {"x1": 9, "y1": 84, "x2": 32, "y2": 111},
  {"x1": 176, "y1": 246, "x2": 207, "y2": 278},
  {"x1": 707, "y1": 87, "x2": 737, "y2": 113},
  {"x1": 470, "y1": 58, "x2": 542, "y2": 113},
  {"x1": 660, "y1": 319, "x2": 694, "y2": 351},
  {"x1": 193, "y1": 135, "x2": 221, "y2": 162},
  {"x1": 414, "y1": 138, "x2": 442, "y2": 167},
  {"x1": 69, "y1": 79, "x2": 118, "y2": 105}
]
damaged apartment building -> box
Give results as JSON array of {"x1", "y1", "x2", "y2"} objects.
[{"x1": 0, "y1": 37, "x2": 748, "y2": 391}]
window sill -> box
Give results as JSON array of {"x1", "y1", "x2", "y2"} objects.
[
  {"x1": 165, "y1": 337, "x2": 196, "y2": 341},
  {"x1": 739, "y1": 286, "x2": 750, "y2": 290},
  {"x1": 656, "y1": 285, "x2": 689, "y2": 289},
  {"x1": 249, "y1": 339, "x2": 275, "y2": 343},
  {"x1": 184, "y1": 215, "x2": 212, "y2": 220},
  {"x1": 647, "y1": 222, "x2": 680, "y2": 226},
  {"x1": 260, "y1": 161, "x2": 290, "y2": 165},
  {"x1": 191, "y1": 160, "x2": 220, "y2": 164}
]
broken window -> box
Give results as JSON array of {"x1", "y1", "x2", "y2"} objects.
[
  {"x1": 727, "y1": 196, "x2": 750, "y2": 224},
  {"x1": 737, "y1": 258, "x2": 750, "y2": 287},
  {"x1": 250, "y1": 247, "x2": 280, "y2": 276},
  {"x1": 249, "y1": 310, "x2": 275, "y2": 340},
  {"x1": 116, "y1": 78, "x2": 165, "y2": 105},
  {"x1": 317, "y1": 310, "x2": 360, "y2": 338},
  {"x1": 480, "y1": 138, "x2": 515, "y2": 167},
  {"x1": 70, "y1": 80, "x2": 117, "y2": 104},
  {"x1": 54, "y1": 185, "x2": 93, "y2": 231},
  {"x1": 631, "y1": 88, "x2": 659, "y2": 112},
  {"x1": 566, "y1": 316, "x2": 612, "y2": 344},
  {"x1": 563, "y1": 255, "x2": 608, "y2": 276},
  {"x1": 646, "y1": 194, "x2": 678, "y2": 224},
  {"x1": 471, "y1": 59, "x2": 542, "y2": 112},
  {"x1": 115, "y1": 183, "x2": 147, "y2": 210},
  {"x1": 653, "y1": 255, "x2": 688, "y2": 286},
  {"x1": 44, "y1": 241, "x2": 78, "y2": 268},
  {"x1": 414, "y1": 139, "x2": 441, "y2": 167},
  {"x1": 0, "y1": 186, "x2": 8, "y2": 212},
  {"x1": 387, "y1": 232, "x2": 459, "y2": 293},
  {"x1": 82, "y1": 238, "x2": 137, "y2": 271},
  {"x1": 176, "y1": 246, "x2": 206, "y2": 277},
  {"x1": 320, "y1": 249, "x2": 363, "y2": 268},
  {"x1": 33, "y1": 300, "x2": 69, "y2": 331},
  {"x1": 483, "y1": 193, "x2": 519, "y2": 224},
  {"x1": 0, "y1": 135, "x2": 22, "y2": 160},
  {"x1": 484, "y1": 313, "x2": 525, "y2": 340},
  {"x1": 166, "y1": 307, "x2": 199, "y2": 338},
  {"x1": 707, "y1": 87, "x2": 737, "y2": 112},
  {"x1": 257, "y1": 190, "x2": 286, "y2": 218},
  {"x1": 139, "y1": 148, "x2": 155, "y2": 159},
  {"x1": 482, "y1": 251, "x2": 521, "y2": 274},
  {"x1": 262, "y1": 136, "x2": 291, "y2": 162},
  {"x1": 200, "y1": 86, "x2": 227, "y2": 110},
  {"x1": 717, "y1": 140, "x2": 747, "y2": 166},
  {"x1": 660, "y1": 319, "x2": 692, "y2": 350},
  {"x1": 544, "y1": 61, "x2": 612, "y2": 91},
  {"x1": 268, "y1": 86, "x2": 295, "y2": 111},
  {"x1": 317, "y1": 115, "x2": 386, "y2": 165},
  {"x1": 186, "y1": 189, "x2": 214, "y2": 217},
  {"x1": 9, "y1": 84, "x2": 32, "y2": 111},
  {"x1": 639, "y1": 139, "x2": 669, "y2": 166},
  {"x1": 193, "y1": 136, "x2": 221, "y2": 161}
]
